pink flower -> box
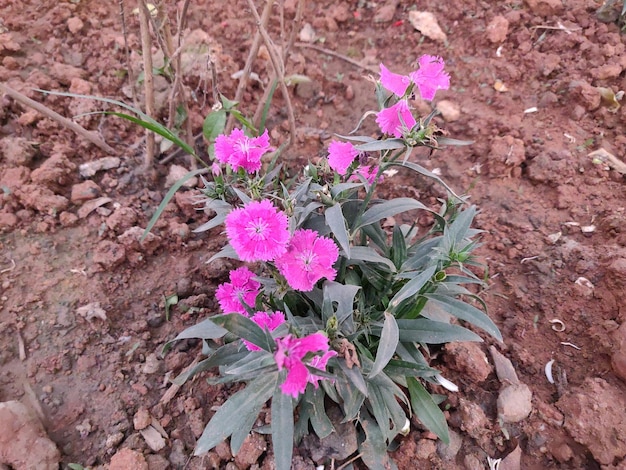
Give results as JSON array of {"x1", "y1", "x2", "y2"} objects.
[
  {"x1": 328, "y1": 140, "x2": 359, "y2": 175},
  {"x1": 307, "y1": 350, "x2": 338, "y2": 388},
  {"x1": 350, "y1": 165, "x2": 382, "y2": 185},
  {"x1": 243, "y1": 311, "x2": 286, "y2": 351},
  {"x1": 214, "y1": 128, "x2": 272, "y2": 173},
  {"x1": 225, "y1": 200, "x2": 290, "y2": 262},
  {"x1": 274, "y1": 333, "x2": 334, "y2": 398},
  {"x1": 215, "y1": 266, "x2": 260, "y2": 315},
  {"x1": 409, "y1": 55, "x2": 450, "y2": 101},
  {"x1": 375, "y1": 99, "x2": 416, "y2": 138},
  {"x1": 379, "y1": 63, "x2": 411, "y2": 97},
  {"x1": 275, "y1": 229, "x2": 339, "y2": 291}
]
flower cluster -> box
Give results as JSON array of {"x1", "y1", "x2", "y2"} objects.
[{"x1": 215, "y1": 128, "x2": 272, "y2": 173}]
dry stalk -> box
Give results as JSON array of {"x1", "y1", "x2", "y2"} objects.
[
  {"x1": 295, "y1": 42, "x2": 379, "y2": 74},
  {"x1": 245, "y1": 0, "x2": 296, "y2": 148},
  {"x1": 118, "y1": 0, "x2": 139, "y2": 108},
  {"x1": 138, "y1": 0, "x2": 156, "y2": 167},
  {"x1": 0, "y1": 82, "x2": 115, "y2": 154},
  {"x1": 225, "y1": 0, "x2": 273, "y2": 134}
]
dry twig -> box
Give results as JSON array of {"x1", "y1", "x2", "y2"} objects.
[
  {"x1": 295, "y1": 42, "x2": 379, "y2": 74},
  {"x1": 245, "y1": 0, "x2": 296, "y2": 148},
  {"x1": 0, "y1": 82, "x2": 116, "y2": 154},
  {"x1": 138, "y1": 0, "x2": 156, "y2": 167}
]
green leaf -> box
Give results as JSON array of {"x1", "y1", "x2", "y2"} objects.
[
  {"x1": 211, "y1": 314, "x2": 275, "y2": 351},
  {"x1": 307, "y1": 388, "x2": 334, "y2": 438},
  {"x1": 390, "y1": 160, "x2": 461, "y2": 201},
  {"x1": 165, "y1": 317, "x2": 228, "y2": 345},
  {"x1": 384, "y1": 359, "x2": 439, "y2": 379},
  {"x1": 369, "y1": 312, "x2": 399, "y2": 379},
  {"x1": 192, "y1": 212, "x2": 228, "y2": 233},
  {"x1": 407, "y1": 377, "x2": 449, "y2": 444},
  {"x1": 396, "y1": 318, "x2": 483, "y2": 343},
  {"x1": 391, "y1": 225, "x2": 407, "y2": 270},
  {"x1": 202, "y1": 109, "x2": 227, "y2": 141},
  {"x1": 355, "y1": 198, "x2": 428, "y2": 232},
  {"x1": 359, "y1": 410, "x2": 397, "y2": 470},
  {"x1": 436, "y1": 136, "x2": 474, "y2": 146},
  {"x1": 206, "y1": 244, "x2": 240, "y2": 263},
  {"x1": 355, "y1": 138, "x2": 406, "y2": 152},
  {"x1": 348, "y1": 246, "x2": 397, "y2": 272},
  {"x1": 271, "y1": 378, "x2": 294, "y2": 470},
  {"x1": 325, "y1": 203, "x2": 350, "y2": 258},
  {"x1": 143, "y1": 168, "x2": 210, "y2": 240},
  {"x1": 330, "y1": 182, "x2": 364, "y2": 198},
  {"x1": 195, "y1": 372, "x2": 277, "y2": 455},
  {"x1": 337, "y1": 357, "x2": 368, "y2": 397},
  {"x1": 322, "y1": 281, "x2": 360, "y2": 332},
  {"x1": 424, "y1": 294, "x2": 502, "y2": 341},
  {"x1": 388, "y1": 265, "x2": 437, "y2": 311}
]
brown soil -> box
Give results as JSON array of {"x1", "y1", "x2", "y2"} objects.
[{"x1": 1, "y1": 0, "x2": 626, "y2": 469}]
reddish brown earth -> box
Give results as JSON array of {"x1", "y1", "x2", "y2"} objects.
[{"x1": 1, "y1": 0, "x2": 626, "y2": 469}]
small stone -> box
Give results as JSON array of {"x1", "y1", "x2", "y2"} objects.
[
  {"x1": 464, "y1": 454, "x2": 484, "y2": 470},
  {"x1": 59, "y1": 211, "x2": 78, "y2": 227},
  {"x1": 436, "y1": 100, "x2": 461, "y2": 122},
  {"x1": 299, "y1": 23, "x2": 316, "y2": 43},
  {"x1": 0, "y1": 212, "x2": 18, "y2": 230},
  {"x1": 109, "y1": 448, "x2": 148, "y2": 470},
  {"x1": 486, "y1": 15, "x2": 509, "y2": 43},
  {"x1": 568, "y1": 81, "x2": 600, "y2": 112},
  {"x1": 234, "y1": 433, "x2": 266, "y2": 469},
  {"x1": 67, "y1": 17, "x2": 84, "y2": 34},
  {"x1": 145, "y1": 454, "x2": 170, "y2": 470},
  {"x1": 79, "y1": 157, "x2": 121, "y2": 178},
  {"x1": 105, "y1": 432, "x2": 125, "y2": 449},
  {"x1": 523, "y1": 0, "x2": 564, "y2": 16},
  {"x1": 437, "y1": 429, "x2": 462, "y2": 460},
  {"x1": 497, "y1": 383, "x2": 532, "y2": 423},
  {"x1": 444, "y1": 342, "x2": 492, "y2": 383},
  {"x1": 140, "y1": 426, "x2": 166, "y2": 452},
  {"x1": 133, "y1": 408, "x2": 152, "y2": 431},
  {"x1": 489, "y1": 346, "x2": 520, "y2": 385},
  {"x1": 93, "y1": 241, "x2": 126, "y2": 268},
  {"x1": 142, "y1": 353, "x2": 161, "y2": 375},
  {"x1": 71, "y1": 180, "x2": 101, "y2": 203},
  {"x1": 69, "y1": 77, "x2": 91, "y2": 95},
  {"x1": 77, "y1": 197, "x2": 112, "y2": 219},
  {"x1": 165, "y1": 165, "x2": 197, "y2": 188},
  {"x1": 106, "y1": 207, "x2": 138, "y2": 233},
  {"x1": 373, "y1": 0, "x2": 398, "y2": 23},
  {"x1": 415, "y1": 438, "x2": 437, "y2": 459},
  {"x1": 408, "y1": 11, "x2": 447, "y2": 42},
  {"x1": 0, "y1": 137, "x2": 37, "y2": 166}
]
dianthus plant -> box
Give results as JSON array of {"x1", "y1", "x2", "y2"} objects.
[{"x1": 166, "y1": 54, "x2": 501, "y2": 469}]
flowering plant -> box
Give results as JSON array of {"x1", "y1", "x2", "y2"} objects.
[{"x1": 166, "y1": 54, "x2": 501, "y2": 468}]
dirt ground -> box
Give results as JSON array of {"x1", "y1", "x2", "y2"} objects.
[{"x1": 1, "y1": 0, "x2": 626, "y2": 469}]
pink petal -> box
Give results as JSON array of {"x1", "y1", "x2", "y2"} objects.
[
  {"x1": 328, "y1": 140, "x2": 359, "y2": 175},
  {"x1": 280, "y1": 360, "x2": 309, "y2": 398},
  {"x1": 379, "y1": 63, "x2": 411, "y2": 97},
  {"x1": 375, "y1": 100, "x2": 416, "y2": 138},
  {"x1": 409, "y1": 55, "x2": 450, "y2": 101}
]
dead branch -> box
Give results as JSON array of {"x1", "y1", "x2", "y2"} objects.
[
  {"x1": 0, "y1": 82, "x2": 116, "y2": 154},
  {"x1": 138, "y1": 0, "x2": 156, "y2": 167}
]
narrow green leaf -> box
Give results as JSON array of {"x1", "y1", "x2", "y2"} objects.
[
  {"x1": 166, "y1": 317, "x2": 228, "y2": 344},
  {"x1": 195, "y1": 372, "x2": 277, "y2": 455},
  {"x1": 337, "y1": 358, "x2": 368, "y2": 397},
  {"x1": 206, "y1": 244, "x2": 240, "y2": 263},
  {"x1": 330, "y1": 182, "x2": 363, "y2": 198},
  {"x1": 307, "y1": 388, "x2": 334, "y2": 438},
  {"x1": 143, "y1": 168, "x2": 210, "y2": 240},
  {"x1": 359, "y1": 411, "x2": 396, "y2": 470},
  {"x1": 436, "y1": 136, "x2": 474, "y2": 146},
  {"x1": 325, "y1": 203, "x2": 350, "y2": 258},
  {"x1": 396, "y1": 318, "x2": 483, "y2": 344},
  {"x1": 192, "y1": 212, "x2": 227, "y2": 233},
  {"x1": 203, "y1": 109, "x2": 227, "y2": 141},
  {"x1": 407, "y1": 377, "x2": 449, "y2": 444},
  {"x1": 355, "y1": 138, "x2": 406, "y2": 152},
  {"x1": 391, "y1": 225, "x2": 407, "y2": 270},
  {"x1": 389, "y1": 160, "x2": 461, "y2": 201},
  {"x1": 388, "y1": 265, "x2": 437, "y2": 311},
  {"x1": 322, "y1": 281, "x2": 360, "y2": 332},
  {"x1": 348, "y1": 246, "x2": 397, "y2": 272},
  {"x1": 271, "y1": 379, "x2": 294, "y2": 470},
  {"x1": 369, "y1": 312, "x2": 399, "y2": 379},
  {"x1": 230, "y1": 400, "x2": 264, "y2": 454},
  {"x1": 424, "y1": 294, "x2": 502, "y2": 341},
  {"x1": 211, "y1": 314, "x2": 274, "y2": 351},
  {"x1": 355, "y1": 198, "x2": 428, "y2": 232}
]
